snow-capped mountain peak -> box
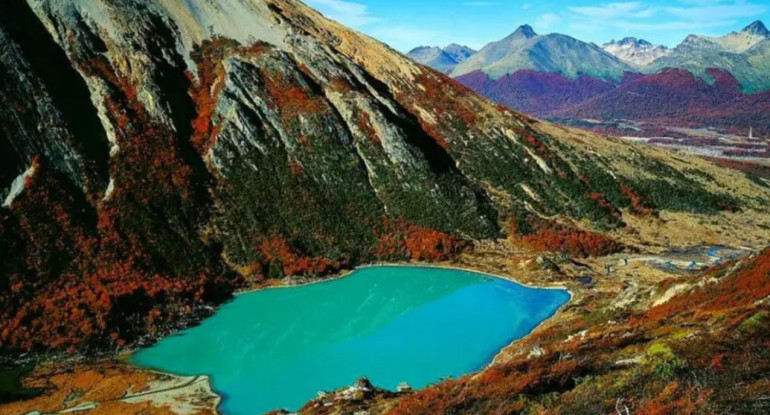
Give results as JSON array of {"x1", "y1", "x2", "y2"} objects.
[{"x1": 602, "y1": 37, "x2": 670, "y2": 66}]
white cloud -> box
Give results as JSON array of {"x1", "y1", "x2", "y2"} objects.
[
  {"x1": 305, "y1": 0, "x2": 379, "y2": 27},
  {"x1": 535, "y1": 13, "x2": 562, "y2": 30},
  {"x1": 664, "y1": 2, "x2": 768, "y2": 21},
  {"x1": 368, "y1": 26, "x2": 450, "y2": 51},
  {"x1": 612, "y1": 18, "x2": 738, "y2": 31},
  {"x1": 569, "y1": 2, "x2": 657, "y2": 20},
  {"x1": 566, "y1": 0, "x2": 767, "y2": 35},
  {"x1": 676, "y1": 0, "x2": 732, "y2": 5}
]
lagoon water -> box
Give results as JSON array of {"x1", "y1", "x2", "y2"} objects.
[{"x1": 132, "y1": 266, "x2": 569, "y2": 415}]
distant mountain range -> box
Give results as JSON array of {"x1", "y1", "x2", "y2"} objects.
[
  {"x1": 443, "y1": 25, "x2": 634, "y2": 81},
  {"x1": 646, "y1": 21, "x2": 770, "y2": 93},
  {"x1": 407, "y1": 44, "x2": 476, "y2": 74},
  {"x1": 602, "y1": 37, "x2": 671, "y2": 67},
  {"x1": 408, "y1": 21, "x2": 770, "y2": 134}
]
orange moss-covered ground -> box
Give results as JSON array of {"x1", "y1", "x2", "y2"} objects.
[
  {"x1": 0, "y1": 363, "x2": 215, "y2": 415},
  {"x1": 508, "y1": 217, "x2": 624, "y2": 258}
]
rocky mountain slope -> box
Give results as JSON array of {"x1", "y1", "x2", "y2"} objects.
[
  {"x1": 443, "y1": 43, "x2": 476, "y2": 62},
  {"x1": 449, "y1": 25, "x2": 633, "y2": 80},
  {"x1": 693, "y1": 20, "x2": 769, "y2": 54},
  {"x1": 1, "y1": 0, "x2": 769, "y2": 368},
  {"x1": 602, "y1": 37, "x2": 671, "y2": 67}
]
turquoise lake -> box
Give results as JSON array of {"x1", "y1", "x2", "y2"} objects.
[{"x1": 132, "y1": 266, "x2": 570, "y2": 415}]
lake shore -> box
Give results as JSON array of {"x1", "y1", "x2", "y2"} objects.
[
  {"x1": 134, "y1": 263, "x2": 570, "y2": 415},
  {"x1": 7, "y1": 240, "x2": 755, "y2": 415}
]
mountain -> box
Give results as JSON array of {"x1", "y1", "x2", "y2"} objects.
[
  {"x1": 602, "y1": 37, "x2": 671, "y2": 66},
  {"x1": 410, "y1": 21, "x2": 770, "y2": 93},
  {"x1": 557, "y1": 68, "x2": 744, "y2": 121},
  {"x1": 647, "y1": 21, "x2": 770, "y2": 92},
  {"x1": 3, "y1": 1, "x2": 770, "y2": 414},
  {"x1": 457, "y1": 68, "x2": 770, "y2": 135},
  {"x1": 698, "y1": 20, "x2": 769, "y2": 53},
  {"x1": 450, "y1": 25, "x2": 633, "y2": 80},
  {"x1": 1, "y1": 0, "x2": 765, "y2": 357},
  {"x1": 443, "y1": 43, "x2": 477, "y2": 62},
  {"x1": 456, "y1": 70, "x2": 616, "y2": 116},
  {"x1": 407, "y1": 44, "x2": 476, "y2": 74},
  {"x1": 417, "y1": 22, "x2": 770, "y2": 132}
]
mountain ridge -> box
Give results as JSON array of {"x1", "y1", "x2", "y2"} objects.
[
  {"x1": 448, "y1": 24, "x2": 632, "y2": 80},
  {"x1": 602, "y1": 37, "x2": 671, "y2": 66},
  {"x1": 406, "y1": 43, "x2": 476, "y2": 74},
  {"x1": 455, "y1": 67, "x2": 770, "y2": 136},
  {"x1": 411, "y1": 20, "x2": 770, "y2": 92}
]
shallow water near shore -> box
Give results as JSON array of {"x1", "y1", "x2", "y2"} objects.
[{"x1": 132, "y1": 266, "x2": 569, "y2": 415}]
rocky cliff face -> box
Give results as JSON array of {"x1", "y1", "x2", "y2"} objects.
[{"x1": 1, "y1": 0, "x2": 767, "y2": 354}]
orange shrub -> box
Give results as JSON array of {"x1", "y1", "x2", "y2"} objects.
[
  {"x1": 258, "y1": 234, "x2": 341, "y2": 277},
  {"x1": 509, "y1": 218, "x2": 623, "y2": 258},
  {"x1": 374, "y1": 217, "x2": 460, "y2": 262}
]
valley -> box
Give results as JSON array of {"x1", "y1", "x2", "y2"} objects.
[
  {"x1": 5, "y1": 226, "x2": 770, "y2": 414},
  {"x1": 0, "y1": 0, "x2": 769, "y2": 414},
  {"x1": 557, "y1": 122, "x2": 770, "y2": 163}
]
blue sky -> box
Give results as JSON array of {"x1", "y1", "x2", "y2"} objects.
[{"x1": 305, "y1": 0, "x2": 770, "y2": 51}]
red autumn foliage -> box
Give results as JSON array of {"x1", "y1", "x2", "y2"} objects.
[
  {"x1": 355, "y1": 111, "x2": 380, "y2": 144},
  {"x1": 412, "y1": 72, "x2": 479, "y2": 126},
  {"x1": 188, "y1": 37, "x2": 272, "y2": 152},
  {"x1": 586, "y1": 191, "x2": 614, "y2": 211},
  {"x1": 289, "y1": 161, "x2": 306, "y2": 177},
  {"x1": 80, "y1": 54, "x2": 196, "y2": 203},
  {"x1": 374, "y1": 217, "x2": 460, "y2": 262},
  {"x1": 0, "y1": 48, "x2": 241, "y2": 353},
  {"x1": 509, "y1": 217, "x2": 623, "y2": 258},
  {"x1": 420, "y1": 122, "x2": 450, "y2": 150},
  {"x1": 327, "y1": 76, "x2": 354, "y2": 92},
  {"x1": 260, "y1": 62, "x2": 327, "y2": 123},
  {"x1": 640, "y1": 248, "x2": 770, "y2": 323},
  {"x1": 636, "y1": 382, "x2": 711, "y2": 415},
  {"x1": 387, "y1": 351, "x2": 586, "y2": 415},
  {"x1": 621, "y1": 184, "x2": 655, "y2": 215},
  {"x1": 0, "y1": 163, "x2": 234, "y2": 351},
  {"x1": 399, "y1": 72, "x2": 485, "y2": 152},
  {"x1": 520, "y1": 128, "x2": 552, "y2": 158},
  {"x1": 258, "y1": 234, "x2": 342, "y2": 277},
  {"x1": 705, "y1": 157, "x2": 770, "y2": 180},
  {"x1": 457, "y1": 67, "x2": 770, "y2": 138}
]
